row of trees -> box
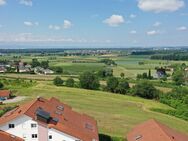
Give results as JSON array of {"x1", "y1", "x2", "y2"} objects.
[
  {"x1": 151, "y1": 53, "x2": 188, "y2": 61},
  {"x1": 31, "y1": 59, "x2": 49, "y2": 69},
  {"x1": 53, "y1": 71, "x2": 159, "y2": 100}
]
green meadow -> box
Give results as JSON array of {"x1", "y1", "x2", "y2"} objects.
[{"x1": 4, "y1": 81, "x2": 188, "y2": 139}]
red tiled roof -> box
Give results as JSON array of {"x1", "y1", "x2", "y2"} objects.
[
  {"x1": 127, "y1": 119, "x2": 188, "y2": 141},
  {"x1": 0, "y1": 97, "x2": 99, "y2": 141},
  {"x1": 0, "y1": 130, "x2": 24, "y2": 141},
  {"x1": 0, "y1": 90, "x2": 11, "y2": 97}
]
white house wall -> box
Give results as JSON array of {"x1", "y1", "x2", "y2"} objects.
[
  {"x1": 0, "y1": 115, "x2": 38, "y2": 141},
  {"x1": 48, "y1": 128, "x2": 80, "y2": 141}
]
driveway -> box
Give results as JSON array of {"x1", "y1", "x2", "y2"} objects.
[{"x1": 3, "y1": 96, "x2": 27, "y2": 104}]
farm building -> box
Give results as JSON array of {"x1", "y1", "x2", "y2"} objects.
[
  {"x1": 127, "y1": 119, "x2": 188, "y2": 141},
  {"x1": 0, "y1": 90, "x2": 11, "y2": 100},
  {"x1": 0, "y1": 97, "x2": 99, "y2": 141}
]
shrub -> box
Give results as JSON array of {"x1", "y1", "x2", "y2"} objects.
[
  {"x1": 53, "y1": 76, "x2": 64, "y2": 86},
  {"x1": 65, "y1": 78, "x2": 75, "y2": 87}
]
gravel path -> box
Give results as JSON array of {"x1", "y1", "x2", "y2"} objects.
[{"x1": 3, "y1": 96, "x2": 27, "y2": 104}]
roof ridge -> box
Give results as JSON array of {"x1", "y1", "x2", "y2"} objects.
[
  {"x1": 23, "y1": 99, "x2": 38, "y2": 114},
  {"x1": 153, "y1": 119, "x2": 175, "y2": 141}
]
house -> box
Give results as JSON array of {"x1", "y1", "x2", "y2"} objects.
[
  {"x1": 0, "y1": 130, "x2": 24, "y2": 141},
  {"x1": 0, "y1": 90, "x2": 11, "y2": 100},
  {"x1": 34, "y1": 67, "x2": 54, "y2": 75},
  {"x1": 42, "y1": 69, "x2": 54, "y2": 75},
  {"x1": 0, "y1": 97, "x2": 99, "y2": 141},
  {"x1": 127, "y1": 119, "x2": 188, "y2": 141},
  {"x1": 155, "y1": 67, "x2": 166, "y2": 78},
  {"x1": 0, "y1": 66, "x2": 6, "y2": 73},
  {"x1": 18, "y1": 66, "x2": 30, "y2": 73}
]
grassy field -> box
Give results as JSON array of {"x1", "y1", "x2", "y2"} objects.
[{"x1": 3, "y1": 81, "x2": 188, "y2": 139}]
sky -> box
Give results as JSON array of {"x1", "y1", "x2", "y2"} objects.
[{"x1": 0, "y1": 0, "x2": 188, "y2": 48}]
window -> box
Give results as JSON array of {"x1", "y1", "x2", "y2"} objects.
[
  {"x1": 49, "y1": 135, "x2": 52, "y2": 139},
  {"x1": 32, "y1": 134, "x2": 37, "y2": 138},
  {"x1": 9, "y1": 124, "x2": 15, "y2": 128},
  {"x1": 31, "y1": 123, "x2": 37, "y2": 128}
]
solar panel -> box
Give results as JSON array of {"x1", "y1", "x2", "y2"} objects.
[
  {"x1": 52, "y1": 117, "x2": 59, "y2": 123},
  {"x1": 36, "y1": 108, "x2": 51, "y2": 120}
]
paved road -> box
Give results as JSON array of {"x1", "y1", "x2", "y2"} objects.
[{"x1": 3, "y1": 96, "x2": 27, "y2": 104}]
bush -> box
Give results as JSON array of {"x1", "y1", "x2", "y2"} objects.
[
  {"x1": 53, "y1": 76, "x2": 64, "y2": 86},
  {"x1": 65, "y1": 78, "x2": 75, "y2": 87},
  {"x1": 133, "y1": 81, "x2": 159, "y2": 99}
]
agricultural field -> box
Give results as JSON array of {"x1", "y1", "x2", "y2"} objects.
[
  {"x1": 1, "y1": 81, "x2": 188, "y2": 139},
  {"x1": 0, "y1": 50, "x2": 188, "y2": 140}
]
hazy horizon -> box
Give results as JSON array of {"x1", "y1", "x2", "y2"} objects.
[{"x1": 0, "y1": 0, "x2": 188, "y2": 47}]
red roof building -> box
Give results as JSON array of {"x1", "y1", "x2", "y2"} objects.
[
  {"x1": 127, "y1": 119, "x2": 188, "y2": 141},
  {"x1": 0, "y1": 90, "x2": 11, "y2": 99},
  {"x1": 0, "y1": 130, "x2": 24, "y2": 141},
  {"x1": 0, "y1": 97, "x2": 99, "y2": 141}
]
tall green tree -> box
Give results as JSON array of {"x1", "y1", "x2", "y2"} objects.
[
  {"x1": 106, "y1": 77, "x2": 119, "y2": 92},
  {"x1": 31, "y1": 59, "x2": 40, "y2": 68},
  {"x1": 172, "y1": 70, "x2": 185, "y2": 85},
  {"x1": 79, "y1": 71, "x2": 100, "y2": 90},
  {"x1": 116, "y1": 79, "x2": 130, "y2": 94},
  {"x1": 41, "y1": 61, "x2": 49, "y2": 69}
]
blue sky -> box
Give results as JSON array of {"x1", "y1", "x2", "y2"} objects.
[{"x1": 0, "y1": 0, "x2": 188, "y2": 47}]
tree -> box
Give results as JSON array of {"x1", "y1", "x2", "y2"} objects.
[
  {"x1": 53, "y1": 76, "x2": 64, "y2": 86},
  {"x1": 97, "y1": 68, "x2": 113, "y2": 78},
  {"x1": 133, "y1": 81, "x2": 159, "y2": 99},
  {"x1": 31, "y1": 59, "x2": 40, "y2": 68},
  {"x1": 41, "y1": 61, "x2": 49, "y2": 69},
  {"x1": 148, "y1": 69, "x2": 152, "y2": 79},
  {"x1": 0, "y1": 82, "x2": 4, "y2": 89},
  {"x1": 116, "y1": 79, "x2": 130, "y2": 94},
  {"x1": 142, "y1": 72, "x2": 148, "y2": 79},
  {"x1": 120, "y1": 72, "x2": 125, "y2": 78},
  {"x1": 65, "y1": 78, "x2": 75, "y2": 87},
  {"x1": 106, "y1": 77, "x2": 119, "y2": 92},
  {"x1": 54, "y1": 67, "x2": 63, "y2": 74},
  {"x1": 79, "y1": 71, "x2": 100, "y2": 90},
  {"x1": 172, "y1": 70, "x2": 185, "y2": 85}
]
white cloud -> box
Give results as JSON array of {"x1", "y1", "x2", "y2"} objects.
[
  {"x1": 147, "y1": 30, "x2": 159, "y2": 35},
  {"x1": 63, "y1": 20, "x2": 72, "y2": 29},
  {"x1": 24, "y1": 21, "x2": 39, "y2": 27},
  {"x1": 24, "y1": 21, "x2": 33, "y2": 26},
  {"x1": 103, "y1": 15, "x2": 125, "y2": 27},
  {"x1": 177, "y1": 26, "x2": 187, "y2": 31},
  {"x1": 49, "y1": 25, "x2": 61, "y2": 30},
  {"x1": 138, "y1": 0, "x2": 185, "y2": 13},
  {"x1": 0, "y1": 0, "x2": 6, "y2": 6},
  {"x1": 130, "y1": 30, "x2": 137, "y2": 34},
  {"x1": 130, "y1": 14, "x2": 137, "y2": 18},
  {"x1": 20, "y1": 0, "x2": 32, "y2": 6},
  {"x1": 153, "y1": 22, "x2": 162, "y2": 27}
]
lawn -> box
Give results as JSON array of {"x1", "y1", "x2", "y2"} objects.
[{"x1": 4, "y1": 81, "x2": 188, "y2": 139}]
